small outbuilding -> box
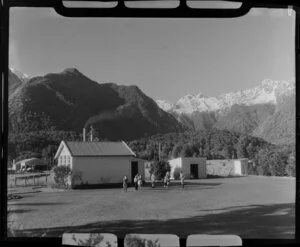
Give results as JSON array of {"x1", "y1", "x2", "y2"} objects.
[
  {"x1": 13, "y1": 158, "x2": 48, "y2": 171},
  {"x1": 168, "y1": 157, "x2": 207, "y2": 180},
  {"x1": 206, "y1": 159, "x2": 248, "y2": 177},
  {"x1": 54, "y1": 141, "x2": 145, "y2": 187}
]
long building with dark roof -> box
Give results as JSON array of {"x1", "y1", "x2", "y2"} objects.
[{"x1": 54, "y1": 140, "x2": 146, "y2": 188}]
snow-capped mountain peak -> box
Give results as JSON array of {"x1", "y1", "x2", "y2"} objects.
[
  {"x1": 156, "y1": 78, "x2": 295, "y2": 115},
  {"x1": 155, "y1": 100, "x2": 174, "y2": 112},
  {"x1": 9, "y1": 67, "x2": 31, "y2": 82}
]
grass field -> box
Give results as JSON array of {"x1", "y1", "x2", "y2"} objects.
[{"x1": 7, "y1": 176, "x2": 295, "y2": 239}]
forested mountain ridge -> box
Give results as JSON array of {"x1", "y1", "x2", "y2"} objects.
[{"x1": 8, "y1": 68, "x2": 183, "y2": 140}]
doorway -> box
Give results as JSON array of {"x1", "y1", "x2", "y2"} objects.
[
  {"x1": 131, "y1": 161, "x2": 138, "y2": 183},
  {"x1": 190, "y1": 164, "x2": 199, "y2": 179}
]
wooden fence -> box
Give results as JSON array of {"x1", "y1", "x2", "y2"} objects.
[{"x1": 12, "y1": 173, "x2": 52, "y2": 187}]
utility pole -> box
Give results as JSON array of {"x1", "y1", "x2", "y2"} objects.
[
  {"x1": 158, "y1": 143, "x2": 161, "y2": 161},
  {"x1": 90, "y1": 125, "x2": 94, "y2": 142}
]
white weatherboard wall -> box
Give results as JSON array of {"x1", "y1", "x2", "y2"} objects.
[
  {"x1": 234, "y1": 159, "x2": 248, "y2": 176},
  {"x1": 72, "y1": 156, "x2": 132, "y2": 185},
  {"x1": 57, "y1": 144, "x2": 73, "y2": 169},
  {"x1": 206, "y1": 159, "x2": 248, "y2": 176},
  {"x1": 169, "y1": 157, "x2": 207, "y2": 179}
]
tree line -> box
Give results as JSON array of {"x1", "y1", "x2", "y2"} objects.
[
  {"x1": 7, "y1": 128, "x2": 295, "y2": 177},
  {"x1": 128, "y1": 129, "x2": 295, "y2": 177}
]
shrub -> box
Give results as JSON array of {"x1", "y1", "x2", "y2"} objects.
[
  {"x1": 125, "y1": 235, "x2": 160, "y2": 247},
  {"x1": 71, "y1": 233, "x2": 109, "y2": 247},
  {"x1": 53, "y1": 165, "x2": 71, "y2": 187},
  {"x1": 149, "y1": 160, "x2": 171, "y2": 180},
  {"x1": 71, "y1": 170, "x2": 83, "y2": 185},
  {"x1": 247, "y1": 162, "x2": 257, "y2": 175},
  {"x1": 285, "y1": 160, "x2": 296, "y2": 177},
  {"x1": 173, "y1": 167, "x2": 181, "y2": 180}
]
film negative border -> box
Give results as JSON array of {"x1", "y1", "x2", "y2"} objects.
[{"x1": 1, "y1": 1, "x2": 299, "y2": 247}]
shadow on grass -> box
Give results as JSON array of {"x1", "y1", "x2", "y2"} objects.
[
  {"x1": 135, "y1": 186, "x2": 219, "y2": 192},
  {"x1": 142, "y1": 181, "x2": 222, "y2": 187},
  {"x1": 206, "y1": 175, "x2": 245, "y2": 179},
  {"x1": 71, "y1": 181, "x2": 220, "y2": 190},
  {"x1": 15, "y1": 203, "x2": 295, "y2": 239},
  {"x1": 124, "y1": 182, "x2": 222, "y2": 192},
  {"x1": 7, "y1": 202, "x2": 69, "y2": 206},
  {"x1": 8, "y1": 209, "x2": 34, "y2": 214},
  {"x1": 9, "y1": 191, "x2": 42, "y2": 195}
]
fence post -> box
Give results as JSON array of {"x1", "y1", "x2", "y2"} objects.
[{"x1": 25, "y1": 177, "x2": 27, "y2": 186}]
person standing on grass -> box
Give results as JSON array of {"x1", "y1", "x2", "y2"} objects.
[
  {"x1": 180, "y1": 171, "x2": 185, "y2": 189},
  {"x1": 134, "y1": 174, "x2": 138, "y2": 190},
  {"x1": 138, "y1": 174, "x2": 142, "y2": 190},
  {"x1": 151, "y1": 173, "x2": 156, "y2": 188},
  {"x1": 123, "y1": 175, "x2": 128, "y2": 192},
  {"x1": 65, "y1": 174, "x2": 72, "y2": 191},
  {"x1": 166, "y1": 171, "x2": 170, "y2": 188},
  {"x1": 163, "y1": 175, "x2": 167, "y2": 188}
]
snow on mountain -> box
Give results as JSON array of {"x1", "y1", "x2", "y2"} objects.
[
  {"x1": 156, "y1": 78, "x2": 295, "y2": 115},
  {"x1": 156, "y1": 100, "x2": 175, "y2": 112},
  {"x1": 9, "y1": 67, "x2": 31, "y2": 82}
]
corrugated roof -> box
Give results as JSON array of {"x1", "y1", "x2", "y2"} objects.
[{"x1": 64, "y1": 141, "x2": 136, "y2": 157}]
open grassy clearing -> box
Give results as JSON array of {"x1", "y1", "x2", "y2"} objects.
[{"x1": 7, "y1": 176, "x2": 295, "y2": 239}]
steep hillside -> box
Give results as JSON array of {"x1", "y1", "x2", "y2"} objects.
[
  {"x1": 214, "y1": 104, "x2": 276, "y2": 133},
  {"x1": 9, "y1": 69, "x2": 25, "y2": 97},
  {"x1": 8, "y1": 68, "x2": 183, "y2": 140},
  {"x1": 253, "y1": 94, "x2": 295, "y2": 145}
]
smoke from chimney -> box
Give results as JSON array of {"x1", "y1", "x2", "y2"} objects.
[{"x1": 83, "y1": 128, "x2": 86, "y2": 142}]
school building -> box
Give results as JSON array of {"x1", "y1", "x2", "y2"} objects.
[{"x1": 54, "y1": 140, "x2": 146, "y2": 187}]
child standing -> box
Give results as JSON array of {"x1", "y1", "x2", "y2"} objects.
[
  {"x1": 163, "y1": 175, "x2": 167, "y2": 188},
  {"x1": 166, "y1": 171, "x2": 170, "y2": 188},
  {"x1": 134, "y1": 174, "x2": 138, "y2": 190},
  {"x1": 151, "y1": 173, "x2": 156, "y2": 188},
  {"x1": 180, "y1": 171, "x2": 185, "y2": 189},
  {"x1": 123, "y1": 175, "x2": 128, "y2": 192},
  {"x1": 138, "y1": 175, "x2": 142, "y2": 190}
]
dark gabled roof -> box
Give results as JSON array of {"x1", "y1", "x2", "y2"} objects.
[{"x1": 64, "y1": 141, "x2": 136, "y2": 157}]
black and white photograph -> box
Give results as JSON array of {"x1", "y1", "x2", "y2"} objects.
[{"x1": 7, "y1": 1, "x2": 296, "y2": 240}]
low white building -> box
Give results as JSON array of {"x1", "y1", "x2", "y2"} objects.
[
  {"x1": 206, "y1": 159, "x2": 248, "y2": 176},
  {"x1": 54, "y1": 141, "x2": 145, "y2": 187},
  {"x1": 168, "y1": 157, "x2": 207, "y2": 180}
]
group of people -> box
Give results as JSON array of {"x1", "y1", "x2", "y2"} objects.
[
  {"x1": 122, "y1": 174, "x2": 143, "y2": 192},
  {"x1": 122, "y1": 171, "x2": 185, "y2": 192},
  {"x1": 133, "y1": 174, "x2": 143, "y2": 190}
]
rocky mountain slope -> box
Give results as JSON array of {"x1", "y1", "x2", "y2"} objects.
[
  {"x1": 8, "y1": 68, "x2": 183, "y2": 141},
  {"x1": 156, "y1": 79, "x2": 295, "y2": 145}
]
